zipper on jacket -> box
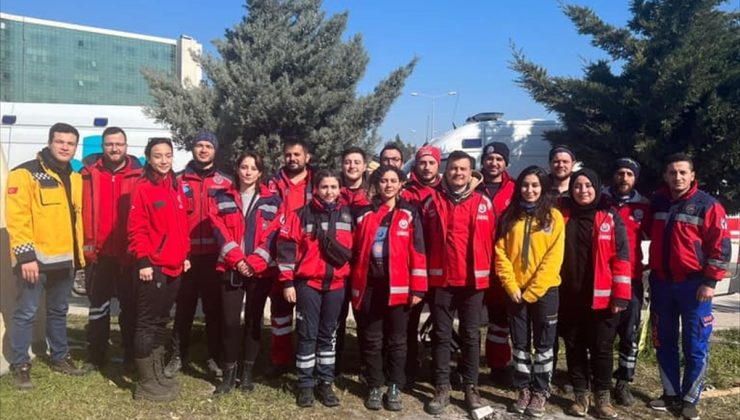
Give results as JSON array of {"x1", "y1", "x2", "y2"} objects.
[{"x1": 155, "y1": 235, "x2": 167, "y2": 255}]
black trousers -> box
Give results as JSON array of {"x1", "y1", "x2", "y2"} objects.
[
  {"x1": 171, "y1": 254, "x2": 222, "y2": 362},
  {"x1": 220, "y1": 272, "x2": 272, "y2": 367},
  {"x1": 507, "y1": 287, "x2": 559, "y2": 393},
  {"x1": 430, "y1": 286, "x2": 484, "y2": 386},
  {"x1": 134, "y1": 268, "x2": 180, "y2": 358},
  {"x1": 334, "y1": 279, "x2": 352, "y2": 376},
  {"x1": 560, "y1": 305, "x2": 619, "y2": 392},
  {"x1": 406, "y1": 296, "x2": 427, "y2": 376},
  {"x1": 86, "y1": 256, "x2": 136, "y2": 364},
  {"x1": 356, "y1": 280, "x2": 411, "y2": 387},
  {"x1": 614, "y1": 281, "x2": 644, "y2": 382}
]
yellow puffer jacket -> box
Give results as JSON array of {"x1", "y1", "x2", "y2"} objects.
[
  {"x1": 5, "y1": 154, "x2": 85, "y2": 271},
  {"x1": 495, "y1": 208, "x2": 564, "y2": 303}
]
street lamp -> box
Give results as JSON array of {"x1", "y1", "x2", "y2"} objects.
[{"x1": 410, "y1": 91, "x2": 457, "y2": 139}]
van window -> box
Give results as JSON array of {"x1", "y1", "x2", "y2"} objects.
[{"x1": 461, "y1": 138, "x2": 482, "y2": 149}]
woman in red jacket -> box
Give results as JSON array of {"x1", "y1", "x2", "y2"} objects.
[
  {"x1": 276, "y1": 169, "x2": 353, "y2": 408},
  {"x1": 127, "y1": 137, "x2": 190, "y2": 401},
  {"x1": 210, "y1": 151, "x2": 281, "y2": 395},
  {"x1": 559, "y1": 169, "x2": 631, "y2": 419},
  {"x1": 351, "y1": 165, "x2": 427, "y2": 412}
]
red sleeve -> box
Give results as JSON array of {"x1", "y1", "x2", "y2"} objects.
[
  {"x1": 702, "y1": 203, "x2": 731, "y2": 282},
  {"x1": 209, "y1": 195, "x2": 246, "y2": 270},
  {"x1": 127, "y1": 184, "x2": 151, "y2": 266},
  {"x1": 611, "y1": 213, "x2": 632, "y2": 302}
]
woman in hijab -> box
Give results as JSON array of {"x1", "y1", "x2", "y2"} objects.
[{"x1": 559, "y1": 169, "x2": 631, "y2": 419}]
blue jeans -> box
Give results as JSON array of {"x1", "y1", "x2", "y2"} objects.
[{"x1": 11, "y1": 268, "x2": 74, "y2": 367}]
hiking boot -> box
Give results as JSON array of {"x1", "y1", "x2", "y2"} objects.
[
  {"x1": 214, "y1": 363, "x2": 237, "y2": 395},
  {"x1": 594, "y1": 390, "x2": 618, "y2": 419},
  {"x1": 510, "y1": 388, "x2": 530, "y2": 414},
  {"x1": 489, "y1": 366, "x2": 513, "y2": 388},
  {"x1": 51, "y1": 354, "x2": 86, "y2": 376},
  {"x1": 296, "y1": 387, "x2": 314, "y2": 407},
  {"x1": 152, "y1": 347, "x2": 178, "y2": 394},
  {"x1": 316, "y1": 382, "x2": 340, "y2": 407},
  {"x1": 384, "y1": 383, "x2": 402, "y2": 411},
  {"x1": 364, "y1": 386, "x2": 382, "y2": 410},
  {"x1": 681, "y1": 402, "x2": 700, "y2": 420},
  {"x1": 206, "y1": 358, "x2": 223, "y2": 378},
  {"x1": 134, "y1": 356, "x2": 176, "y2": 402},
  {"x1": 240, "y1": 364, "x2": 255, "y2": 394},
  {"x1": 464, "y1": 384, "x2": 484, "y2": 410},
  {"x1": 649, "y1": 394, "x2": 681, "y2": 411},
  {"x1": 163, "y1": 355, "x2": 182, "y2": 378},
  {"x1": 614, "y1": 380, "x2": 635, "y2": 406},
  {"x1": 11, "y1": 363, "x2": 33, "y2": 390},
  {"x1": 424, "y1": 384, "x2": 451, "y2": 415},
  {"x1": 526, "y1": 391, "x2": 547, "y2": 418},
  {"x1": 568, "y1": 391, "x2": 591, "y2": 417}
]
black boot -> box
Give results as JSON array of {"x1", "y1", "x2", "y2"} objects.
[
  {"x1": 316, "y1": 382, "x2": 340, "y2": 407},
  {"x1": 153, "y1": 346, "x2": 178, "y2": 396},
  {"x1": 240, "y1": 363, "x2": 255, "y2": 394},
  {"x1": 214, "y1": 363, "x2": 238, "y2": 395},
  {"x1": 296, "y1": 387, "x2": 315, "y2": 407},
  {"x1": 134, "y1": 356, "x2": 176, "y2": 402}
]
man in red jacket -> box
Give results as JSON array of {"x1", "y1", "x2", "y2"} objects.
[
  {"x1": 165, "y1": 131, "x2": 232, "y2": 379},
  {"x1": 421, "y1": 151, "x2": 495, "y2": 416},
  {"x1": 265, "y1": 137, "x2": 314, "y2": 376},
  {"x1": 477, "y1": 142, "x2": 516, "y2": 385},
  {"x1": 81, "y1": 127, "x2": 143, "y2": 371},
  {"x1": 400, "y1": 145, "x2": 441, "y2": 385},
  {"x1": 339, "y1": 146, "x2": 369, "y2": 209},
  {"x1": 602, "y1": 158, "x2": 652, "y2": 406},
  {"x1": 648, "y1": 154, "x2": 730, "y2": 420}
]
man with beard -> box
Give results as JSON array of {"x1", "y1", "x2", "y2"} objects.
[
  {"x1": 477, "y1": 142, "x2": 516, "y2": 385},
  {"x1": 601, "y1": 157, "x2": 652, "y2": 406},
  {"x1": 266, "y1": 137, "x2": 314, "y2": 376},
  {"x1": 7, "y1": 122, "x2": 87, "y2": 389},
  {"x1": 165, "y1": 131, "x2": 232, "y2": 379},
  {"x1": 379, "y1": 143, "x2": 405, "y2": 169},
  {"x1": 400, "y1": 145, "x2": 442, "y2": 385},
  {"x1": 81, "y1": 127, "x2": 143, "y2": 372},
  {"x1": 421, "y1": 151, "x2": 495, "y2": 416},
  {"x1": 548, "y1": 145, "x2": 576, "y2": 199}
]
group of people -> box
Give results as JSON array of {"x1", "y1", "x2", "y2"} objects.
[{"x1": 5, "y1": 122, "x2": 731, "y2": 420}]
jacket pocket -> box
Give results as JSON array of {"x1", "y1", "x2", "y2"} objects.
[{"x1": 39, "y1": 185, "x2": 63, "y2": 205}]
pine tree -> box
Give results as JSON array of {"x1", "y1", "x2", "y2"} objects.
[
  {"x1": 511, "y1": 0, "x2": 740, "y2": 211},
  {"x1": 144, "y1": 0, "x2": 416, "y2": 172}
]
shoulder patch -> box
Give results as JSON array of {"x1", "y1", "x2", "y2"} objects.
[{"x1": 7, "y1": 187, "x2": 18, "y2": 194}]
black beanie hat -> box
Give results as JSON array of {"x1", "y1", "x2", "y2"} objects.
[
  {"x1": 613, "y1": 157, "x2": 641, "y2": 179},
  {"x1": 482, "y1": 142, "x2": 510, "y2": 165},
  {"x1": 549, "y1": 145, "x2": 576, "y2": 162}
]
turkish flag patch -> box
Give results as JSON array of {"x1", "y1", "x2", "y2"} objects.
[{"x1": 7, "y1": 187, "x2": 18, "y2": 194}]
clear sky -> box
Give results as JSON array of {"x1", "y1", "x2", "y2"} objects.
[{"x1": 1, "y1": 0, "x2": 637, "y2": 146}]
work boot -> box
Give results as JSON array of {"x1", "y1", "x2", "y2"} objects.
[
  {"x1": 214, "y1": 362, "x2": 238, "y2": 395},
  {"x1": 51, "y1": 354, "x2": 86, "y2": 376},
  {"x1": 510, "y1": 388, "x2": 530, "y2": 414},
  {"x1": 163, "y1": 355, "x2": 182, "y2": 378},
  {"x1": 316, "y1": 381, "x2": 340, "y2": 407},
  {"x1": 649, "y1": 394, "x2": 681, "y2": 411},
  {"x1": 240, "y1": 364, "x2": 255, "y2": 394},
  {"x1": 134, "y1": 356, "x2": 175, "y2": 402},
  {"x1": 364, "y1": 387, "x2": 382, "y2": 410},
  {"x1": 464, "y1": 384, "x2": 484, "y2": 410},
  {"x1": 296, "y1": 387, "x2": 314, "y2": 407},
  {"x1": 568, "y1": 391, "x2": 591, "y2": 417},
  {"x1": 594, "y1": 390, "x2": 618, "y2": 419},
  {"x1": 152, "y1": 347, "x2": 178, "y2": 395},
  {"x1": 384, "y1": 383, "x2": 402, "y2": 411},
  {"x1": 526, "y1": 391, "x2": 547, "y2": 418},
  {"x1": 614, "y1": 380, "x2": 635, "y2": 406},
  {"x1": 681, "y1": 401, "x2": 700, "y2": 420},
  {"x1": 11, "y1": 363, "x2": 33, "y2": 390},
  {"x1": 424, "y1": 384, "x2": 451, "y2": 415}
]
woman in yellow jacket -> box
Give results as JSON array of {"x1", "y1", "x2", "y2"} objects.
[{"x1": 495, "y1": 165, "x2": 564, "y2": 418}]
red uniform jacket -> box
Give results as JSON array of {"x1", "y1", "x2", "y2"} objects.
[
  {"x1": 603, "y1": 188, "x2": 652, "y2": 282},
  {"x1": 339, "y1": 185, "x2": 370, "y2": 209},
  {"x1": 400, "y1": 172, "x2": 441, "y2": 208},
  {"x1": 562, "y1": 207, "x2": 632, "y2": 309},
  {"x1": 127, "y1": 173, "x2": 190, "y2": 277},
  {"x1": 421, "y1": 176, "x2": 495, "y2": 290},
  {"x1": 649, "y1": 182, "x2": 731, "y2": 286},
  {"x1": 268, "y1": 167, "x2": 314, "y2": 214},
  {"x1": 477, "y1": 170, "x2": 515, "y2": 218},
  {"x1": 276, "y1": 198, "x2": 353, "y2": 291},
  {"x1": 178, "y1": 162, "x2": 233, "y2": 256},
  {"x1": 350, "y1": 199, "x2": 428, "y2": 309},
  {"x1": 81, "y1": 154, "x2": 142, "y2": 263},
  {"x1": 210, "y1": 184, "x2": 282, "y2": 276}
]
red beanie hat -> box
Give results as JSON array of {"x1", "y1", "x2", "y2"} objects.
[{"x1": 415, "y1": 145, "x2": 441, "y2": 164}]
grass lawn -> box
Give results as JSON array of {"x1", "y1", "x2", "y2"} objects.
[{"x1": 0, "y1": 315, "x2": 738, "y2": 419}]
